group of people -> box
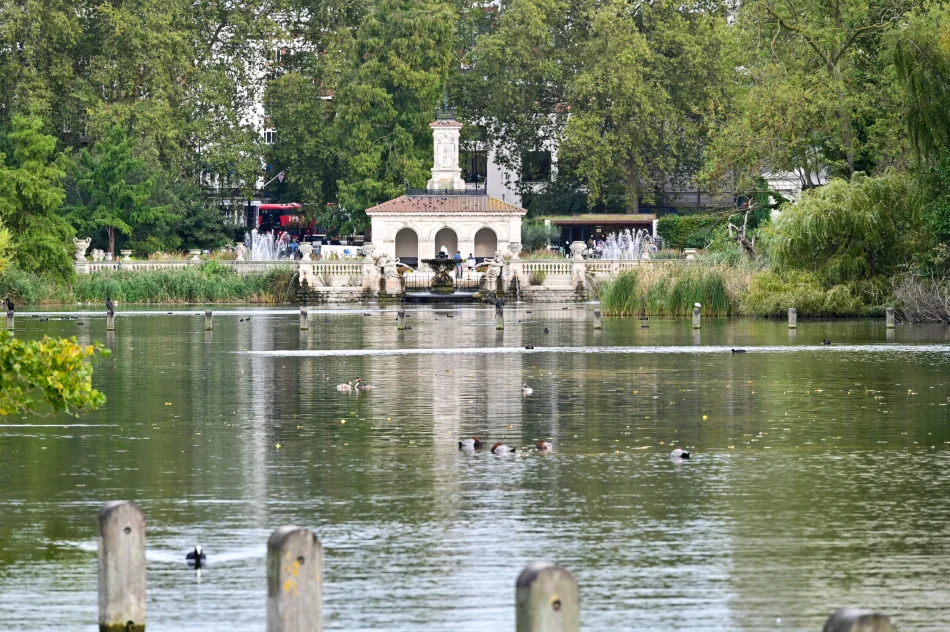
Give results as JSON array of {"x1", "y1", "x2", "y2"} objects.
[{"x1": 437, "y1": 247, "x2": 478, "y2": 279}]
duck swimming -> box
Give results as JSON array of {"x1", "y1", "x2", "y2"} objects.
[
  {"x1": 336, "y1": 381, "x2": 353, "y2": 392},
  {"x1": 536, "y1": 440, "x2": 552, "y2": 453},
  {"x1": 491, "y1": 442, "x2": 516, "y2": 455},
  {"x1": 458, "y1": 437, "x2": 483, "y2": 449},
  {"x1": 521, "y1": 383, "x2": 533, "y2": 395},
  {"x1": 731, "y1": 349, "x2": 747, "y2": 353},
  {"x1": 670, "y1": 448, "x2": 691, "y2": 459},
  {"x1": 186, "y1": 545, "x2": 206, "y2": 569},
  {"x1": 355, "y1": 377, "x2": 374, "y2": 391}
]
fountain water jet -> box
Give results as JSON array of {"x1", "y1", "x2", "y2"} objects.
[
  {"x1": 602, "y1": 229, "x2": 658, "y2": 260},
  {"x1": 245, "y1": 230, "x2": 292, "y2": 261}
]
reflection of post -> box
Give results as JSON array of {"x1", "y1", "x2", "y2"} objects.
[
  {"x1": 788, "y1": 307, "x2": 797, "y2": 329},
  {"x1": 515, "y1": 562, "x2": 579, "y2": 632},
  {"x1": 267, "y1": 526, "x2": 323, "y2": 632},
  {"x1": 98, "y1": 501, "x2": 146, "y2": 632},
  {"x1": 5, "y1": 310, "x2": 12, "y2": 330},
  {"x1": 106, "y1": 310, "x2": 115, "y2": 332},
  {"x1": 495, "y1": 302, "x2": 504, "y2": 331}
]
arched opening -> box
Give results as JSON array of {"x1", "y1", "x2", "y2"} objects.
[
  {"x1": 474, "y1": 227, "x2": 497, "y2": 258},
  {"x1": 394, "y1": 227, "x2": 418, "y2": 267},
  {"x1": 434, "y1": 227, "x2": 458, "y2": 258}
]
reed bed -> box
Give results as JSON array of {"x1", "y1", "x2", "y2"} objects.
[{"x1": 598, "y1": 263, "x2": 750, "y2": 317}]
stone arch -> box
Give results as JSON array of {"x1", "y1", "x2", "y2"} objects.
[
  {"x1": 434, "y1": 226, "x2": 459, "y2": 257},
  {"x1": 474, "y1": 226, "x2": 498, "y2": 258},
  {"x1": 395, "y1": 227, "x2": 419, "y2": 265}
]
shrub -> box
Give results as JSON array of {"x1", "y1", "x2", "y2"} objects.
[
  {"x1": 521, "y1": 221, "x2": 561, "y2": 251},
  {"x1": 528, "y1": 270, "x2": 547, "y2": 286},
  {"x1": 656, "y1": 214, "x2": 723, "y2": 250},
  {"x1": 599, "y1": 263, "x2": 746, "y2": 317}
]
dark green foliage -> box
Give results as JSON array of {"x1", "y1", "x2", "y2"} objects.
[
  {"x1": 599, "y1": 266, "x2": 736, "y2": 317},
  {"x1": 520, "y1": 221, "x2": 561, "y2": 251},
  {"x1": 657, "y1": 214, "x2": 723, "y2": 249}
]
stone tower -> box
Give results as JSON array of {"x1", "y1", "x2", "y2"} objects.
[{"x1": 426, "y1": 96, "x2": 466, "y2": 191}]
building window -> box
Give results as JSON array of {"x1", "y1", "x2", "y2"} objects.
[
  {"x1": 264, "y1": 129, "x2": 277, "y2": 145},
  {"x1": 522, "y1": 150, "x2": 551, "y2": 182},
  {"x1": 461, "y1": 149, "x2": 487, "y2": 184}
]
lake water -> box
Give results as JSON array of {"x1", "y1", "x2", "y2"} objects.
[{"x1": 1, "y1": 305, "x2": 949, "y2": 631}]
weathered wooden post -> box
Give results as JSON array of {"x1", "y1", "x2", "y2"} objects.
[
  {"x1": 267, "y1": 526, "x2": 323, "y2": 632},
  {"x1": 692, "y1": 305, "x2": 701, "y2": 329},
  {"x1": 6, "y1": 310, "x2": 13, "y2": 330},
  {"x1": 397, "y1": 310, "x2": 406, "y2": 331},
  {"x1": 822, "y1": 608, "x2": 895, "y2": 632},
  {"x1": 98, "y1": 501, "x2": 146, "y2": 632},
  {"x1": 593, "y1": 309, "x2": 602, "y2": 329},
  {"x1": 204, "y1": 310, "x2": 213, "y2": 331},
  {"x1": 886, "y1": 307, "x2": 895, "y2": 328},
  {"x1": 106, "y1": 310, "x2": 115, "y2": 332},
  {"x1": 788, "y1": 307, "x2": 797, "y2": 329},
  {"x1": 516, "y1": 562, "x2": 579, "y2": 632},
  {"x1": 496, "y1": 302, "x2": 504, "y2": 331},
  {"x1": 299, "y1": 308, "x2": 309, "y2": 331}
]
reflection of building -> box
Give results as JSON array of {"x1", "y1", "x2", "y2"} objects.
[{"x1": 366, "y1": 106, "x2": 526, "y2": 266}]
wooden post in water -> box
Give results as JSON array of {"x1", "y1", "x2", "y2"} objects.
[
  {"x1": 267, "y1": 526, "x2": 323, "y2": 632},
  {"x1": 692, "y1": 306, "x2": 701, "y2": 329},
  {"x1": 204, "y1": 310, "x2": 213, "y2": 331},
  {"x1": 397, "y1": 310, "x2": 406, "y2": 331},
  {"x1": 788, "y1": 307, "x2": 797, "y2": 329},
  {"x1": 299, "y1": 308, "x2": 308, "y2": 331},
  {"x1": 496, "y1": 303, "x2": 504, "y2": 331},
  {"x1": 6, "y1": 310, "x2": 13, "y2": 330},
  {"x1": 593, "y1": 309, "x2": 602, "y2": 329},
  {"x1": 98, "y1": 501, "x2": 146, "y2": 632},
  {"x1": 106, "y1": 310, "x2": 115, "y2": 332},
  {"x1": 886, "y1": 307, "x2": 895, "y2": 328},
  {"x1": 822, "y1": 608, "x2": 895, "y2": 632},
  {"x1": 515, "y1": 562, "x2": 579, "y2": 632}
]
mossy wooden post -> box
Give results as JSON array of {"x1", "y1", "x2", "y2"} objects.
[
  {"x1": 516, "y1": 562, "x2": 579, "y2": 632},
  {"x1": 822, "y1": 608, "x2": 895, "y2": 632},
  {"x1": 98, "y1": 501, "x2": 146, "y2": 632},
  {"x1": 299, "y1": 308, "x2": 308, "y2": 331},
  {"x1": 106, "y1": 310, "x2": 115, "y2": 332},
  {"x1": 692, "y1": 306, "x2": 701, "y2": 329},
  {"x1": 204, "y1": 310, "x2": 213, "y2": 331},
  {"x1": 496, "y1": 303, "x2": 504, "y2": 331},
  {"x1": 886, "y1": 307, "x2": 895, "y2": 328},
  {"x1": 397, "y1": 310, "x2": 406, "y2": 331},
  {"x1": 6, "y1": 310, "x2": 13, "y2": 330},
  {"x1": 788, "y1": 307, "x2": 797, "y2": 329},
  {"x1": 267, "y1": 526, "x2": 323, "y2": 632},
  {"x1": 593, "y1": 309, "x2": 602, "y2": 329}
]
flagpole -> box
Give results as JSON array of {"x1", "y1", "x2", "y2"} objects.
[{"x1": 259, "y1": 170, "x2": 287, "y2": 191}]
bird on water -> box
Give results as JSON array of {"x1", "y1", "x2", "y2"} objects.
[
  {"x1": 3, "y1": 296, "x2": 13, "y2": 312},
  {"x1": 670, "y1": 448, "x2": 691, "y2": 459},
  {"x1": 458, "y1": 437, "x2": 483, "y2": 449},
  {"x1": 336, "y1": 380, "x2": 353, "y2": 392},
  {"x1": 355, "y1": 377, "x2": 374, "y2": 391},
  {"x1": 521, "y1": 383, "x2": 533, "y2": 395},
  {"x1": 106, "y1": 296, "x2": 115, "y2": 312},
  {"x1": 186, "y1": 545, "x2": 206, "y2": 569},
  {"x1": 536, "y1": 440, "x2": 553, "y2": 453},
  {"x1": 491, "y1": 442, "x2": 516, "y2": 455}
]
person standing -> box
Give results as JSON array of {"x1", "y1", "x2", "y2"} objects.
[
  {"x1": 467, "y1": 253, "x2": 476, "y2": 279},
  {"x1": 454, "y1": 251, "x2": 462, "y2": 279}
]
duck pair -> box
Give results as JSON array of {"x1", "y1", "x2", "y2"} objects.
[{"x1": 336, "y1": 377, "x2": 374, "y2": 392}]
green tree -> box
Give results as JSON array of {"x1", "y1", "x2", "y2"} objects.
[
  {"x1": 65, "y1": 126, "x2": 169, "y2": 255},
  {"x1": 0, "y1": 115, "x2": 74, "y2": 281},
  {"x1": 0, "y1": 330, "x2": 109, "y2": 416},
  {"x1": 893, "y1": 3, "x2": 950, "y2": 165},
  {"x1": 0, "y1": 216, "x2": 12, "y2": 274},
  {"x1": 333, "y1": 0, "x2": 457, "y2": 232}
]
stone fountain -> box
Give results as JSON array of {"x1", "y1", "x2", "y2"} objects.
[{"x1": 421, "y1": 255, "x2": 456, "y2": 294}]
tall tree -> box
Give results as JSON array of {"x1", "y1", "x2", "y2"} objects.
[
  {"x1": 0, "y1": 115, "x2": 74, "y2": 281},
  {"x1": 65, "y1": 126, "x2": 168, "y2": 255},
  {"x1": 333, "y1": 0, "x2": 457, "y2": 232}
]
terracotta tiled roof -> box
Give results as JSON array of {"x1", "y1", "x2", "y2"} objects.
[
  {"x1": 430, "y1": 120, "x2": 463, "y2": 128},
  {"x1": 366, "y1": 195, "x2": 527, "y2": 215}
]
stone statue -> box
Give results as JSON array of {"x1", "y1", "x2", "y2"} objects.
[
  {"x1": 484, "y1": 250, "x2": 506, "y2": 283},
  {"x1": 92, "y1": 249, "x2": 105, "y2": 262},
  {"x1": 570, "y1": 241, "x2": 587, "y2": 261},
  {"x1": 373, "y1": 252, "x2": 401, "y2": 279},
  {"x1": 508, "y1": 242, "x2": 522, "y2": 261},
  {"x1": 73, "y1": 237, "x2": 92, "y2": 262},
  {"x1": 361, "y1": 242, "x2": 376, "y2": 261},
  {"x1": 234, "y1": 243, "x2": 247, "y2": 261},
  {"x1": 298, "y1": 243, "x2": 313, "y2": 262}
]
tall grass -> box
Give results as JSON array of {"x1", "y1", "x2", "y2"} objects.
[
  {"x1": 0, "y1": 264, "x2": 296, "y2": 305},
  {"x1": 599, "y1": 263, "x2": 747, "y2": 317}
]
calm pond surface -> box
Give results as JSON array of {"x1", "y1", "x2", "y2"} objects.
[{"x1": 2, "y1": 304, "x2": 950, "y2": 631}]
